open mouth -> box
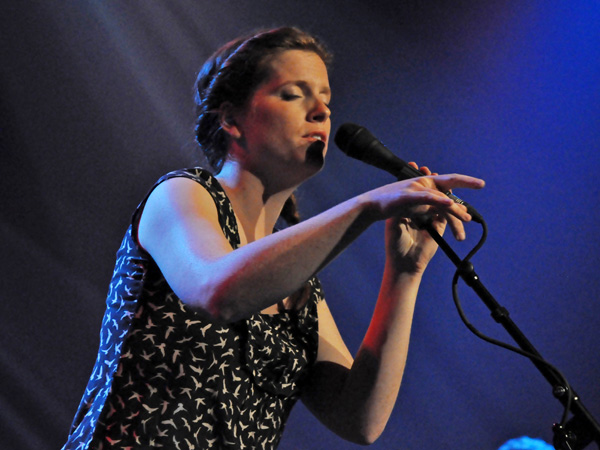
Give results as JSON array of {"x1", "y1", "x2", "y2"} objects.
[{"x1": 305, "y1": 133, "x2": 327, "y2": 144}]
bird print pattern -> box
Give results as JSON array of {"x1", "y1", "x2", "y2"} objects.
[{"x1": 62, "y1": 168, "x2": 323, "y2": 449}]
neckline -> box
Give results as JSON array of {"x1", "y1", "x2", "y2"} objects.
[{"x1": 207, "y1": 168, "x2": 312, "y2": 318}]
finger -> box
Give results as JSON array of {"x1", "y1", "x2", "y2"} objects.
[
  {"x1": 399, "y1": 192, "x2": 471, "y2": 227},
  {"x1": 404, "y1": 189, "x2": 456, "y2": 210},
  {"x1": 426, "y1": 213, "x2": 449, "y2": 236},
  {"x1": 429, "y1": 198, "x2": 471, "y2": 224},
  {"x1": 416, "y1": 207, "x2": 466, "y2": 241},
  {"x1": 430, "y1": 173, "x2": 485, "y2": 191},
  {"x1": 421, "y1": 190, "x2": 472, "y2": 223},
  {"x1": 445, "y1": 213, "x2": 466, "y2": 241},
  {"x1": 419, "y1": 166, "x2": 432, "y2": 176},
  {"x1": 390, "y1": 178, "x2": 476, "y2": 222}
]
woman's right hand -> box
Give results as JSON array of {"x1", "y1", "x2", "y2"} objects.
[{"x1": 359, "y1": 173, "x2": 485, "y2": 235}]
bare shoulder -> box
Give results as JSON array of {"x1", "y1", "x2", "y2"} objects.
[
  {"x1": 144, "y1": 176, "x2": 218, "y2": 218},
  {"x1": 137, "y1": 176, "x2": 229, "y2": 257}
]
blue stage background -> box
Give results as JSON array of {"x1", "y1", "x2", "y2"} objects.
[{"x1": 1, "y1": 1, "x2": 599, "y2": 448}]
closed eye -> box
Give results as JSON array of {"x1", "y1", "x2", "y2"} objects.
[{"x1": 281, "y1": 92, "x2": 301, "y2": 101}]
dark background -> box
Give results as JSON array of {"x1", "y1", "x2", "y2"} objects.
[{"x1": 2, "y1": 1, "x2": 599, "y2": 449}]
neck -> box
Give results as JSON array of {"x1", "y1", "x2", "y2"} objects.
[{"x1": 216, "y1": 160, "x2": 297, "y2": 243}]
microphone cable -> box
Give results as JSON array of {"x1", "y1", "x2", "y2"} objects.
[
  {"x1": 450, "y1": 218, "x2": 574, "y2": 429},
  {"x1": 333, "y1": 122, "x2": 574, "y2": 428}
]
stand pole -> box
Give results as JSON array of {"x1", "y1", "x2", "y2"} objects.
[{"x1": 422, "y1": 221, "x2": 600, "y2": 450}]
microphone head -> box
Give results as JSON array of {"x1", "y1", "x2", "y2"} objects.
[
  {"x1": 334, "y1": 123, "x2": 375, "y2": 160},
  {"x1": 335, "y1": 123, "x2": 407, "y2": 178}
]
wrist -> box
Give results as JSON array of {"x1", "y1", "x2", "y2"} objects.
[
  {"x1": 384, "y1": 261, "x2": 425, "y2": 283},
  {"x1": 385, "y1": 249, "x2": 430, "y2": 276},
  {"x1": 355, "y1": 191, "x2": 385, "y2": 223}
]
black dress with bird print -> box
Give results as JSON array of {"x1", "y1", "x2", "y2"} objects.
[{"x1": 63, "y1": 168, "x2": 323, "y2": 450}]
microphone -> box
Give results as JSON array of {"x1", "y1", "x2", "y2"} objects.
[{"x1": 334, "y1": 123, "x2": 483, "y2": 223}]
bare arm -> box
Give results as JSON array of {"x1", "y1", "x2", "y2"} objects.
[
  {"x1": 301, "y1": 252, "x2": 424, "y2": 445},
  {"x1": 301, "y1": 166, "x2": 484, "y2": 444},
  {"x1": 138, "y1": 173, "x2": 483, "y2": 322}
]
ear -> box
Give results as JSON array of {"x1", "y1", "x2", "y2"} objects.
[{"x1": 218, "y1": 102, "x2": 242, "y2": 140}]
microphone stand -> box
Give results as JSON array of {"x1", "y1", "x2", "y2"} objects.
[
  {"x1": 333, "y1": 121, "x2": 599, "y2": 446},
  {"x1": 421, "y1": 221, "x2": 600, "y2": 450}
]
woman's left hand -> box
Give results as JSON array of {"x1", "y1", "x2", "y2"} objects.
[{"x1": 385, "y1": 163, "x2": 467, "y2": 274}]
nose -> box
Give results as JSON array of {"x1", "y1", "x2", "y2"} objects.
[{"x1": 308, "y1": 98, "x2": 330, "y2": 123}]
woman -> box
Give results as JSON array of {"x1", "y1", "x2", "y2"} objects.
[{"x1": 63, "y1": 27, "x2": 484, "y2": 449}]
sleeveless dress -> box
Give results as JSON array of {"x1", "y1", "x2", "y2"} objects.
[{"x1": 63, "y1": 168, "x2": 324, "y2": 449}]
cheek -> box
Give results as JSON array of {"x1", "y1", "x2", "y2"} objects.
[
  {"x1": 243, "y1": 99, "x2": 304, "y2": 144},
  {"x1": 261, "y1": 111, "x2": 299, "y2": 141},
  {"x1": 252, "y1": 107, "x2": 287, "y2": 132}
]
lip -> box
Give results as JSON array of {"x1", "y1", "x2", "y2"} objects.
[{"x1": 303, "y1": 131, "x2": 328, "y2": 144}]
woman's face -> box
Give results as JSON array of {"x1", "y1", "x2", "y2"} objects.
[{"x1": 230, "y1": 49, "x2": 332, "y2": 188}]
